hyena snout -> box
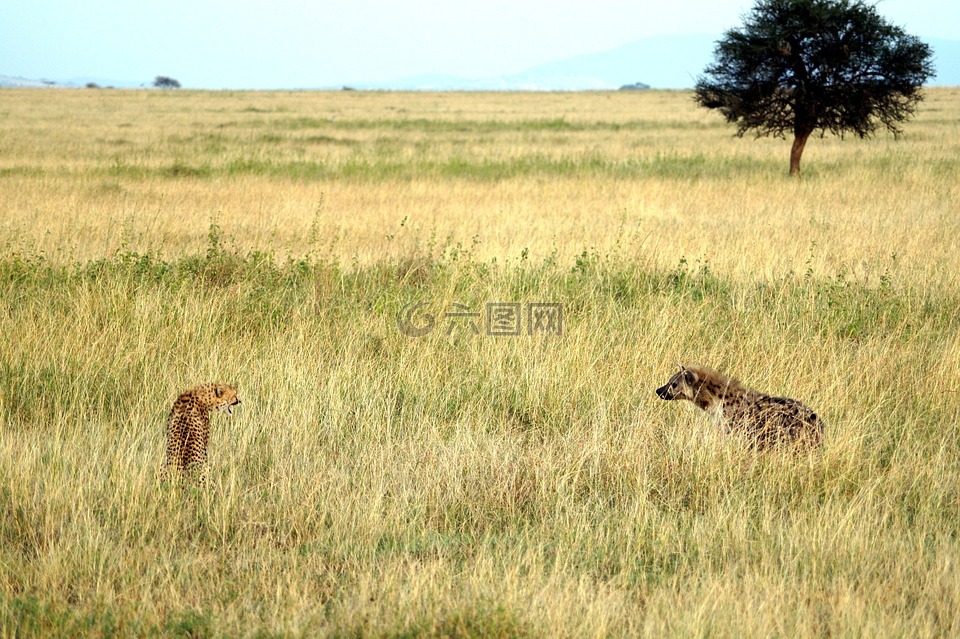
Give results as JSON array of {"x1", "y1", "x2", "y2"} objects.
[{"x1": 655, "y1": 384, "x2": 674, "y2": 400}]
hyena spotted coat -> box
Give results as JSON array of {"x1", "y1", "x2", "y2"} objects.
[{"x1": 656, "y1": 365, "x2": 823, "y2": 449}]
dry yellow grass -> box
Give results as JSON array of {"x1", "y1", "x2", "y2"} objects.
[
  {"x1": 2, "y1": 88, "x2": 958, "y2": 278},
  {"x1": 2, "y1": 87, "x2": 960, "y2": 637}
]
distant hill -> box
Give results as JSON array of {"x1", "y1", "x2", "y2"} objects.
[
  {"x1": 4, "y1": 35, "x2": 958, "y2": 91},
  {"x1": 496, "y1": 34, "x2": 717, "y2": 90},
  {"x1": 364, "y1": 34, "x2": 717, "y2": 90},
  {"x1": 0, "y1": 75, "x2": 60, "y2": 88},
  {"x1": 366, "y1": 34, "x2": 960, "y2": 91},
  {"x1": 63, "y1": 76, "x2": 145, "y2": 89},
  {"x1": 0, "y1": 74, "x2": 143, "y2": 89}
]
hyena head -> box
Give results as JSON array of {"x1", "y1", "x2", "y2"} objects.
[{"x1": 655, "y1": 365, "x2": 700, "y2": 402}]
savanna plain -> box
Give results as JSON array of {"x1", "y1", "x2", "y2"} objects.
[{"x1": 2, "y1": 87, "x2": 960, "y2": 637}]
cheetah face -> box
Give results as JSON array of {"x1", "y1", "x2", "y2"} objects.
[
  {"x1": 212, "y1": 384, "x2": 241, "y2": 415},
  {"x1": 656, "y1": 366, "x2": 698, "y2": 401}
]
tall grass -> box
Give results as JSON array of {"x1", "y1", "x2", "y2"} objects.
[{"x1": 2, "y1": 88, "x2": 960, "y2": 637}]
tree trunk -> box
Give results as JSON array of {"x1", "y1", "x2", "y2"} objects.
[{"x1": 789, "y1": 131, "x2": 810, "y2": 176}]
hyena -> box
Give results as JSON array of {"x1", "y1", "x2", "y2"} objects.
[{"x1": 655, "y1": 365, "x2": 823, "y2": 449}]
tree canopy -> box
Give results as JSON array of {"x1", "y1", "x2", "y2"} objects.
[
  {"x1": 153, "y1": 76, "x2": 181, "y2": 89},
  {"x1": 694, "y1": 0, "x2": 934, "y2": 175}
]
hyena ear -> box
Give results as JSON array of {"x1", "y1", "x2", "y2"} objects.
[
  {"x1": 215, "y1": 386, "x2": 223, "y2": 398},
  {"x1": 683, "y1": 369, "x2": 697, "y2": 385}
]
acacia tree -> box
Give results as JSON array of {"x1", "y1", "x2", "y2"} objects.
[
  {"x1": 694, "y1": 0, "x2": 933, "y2": 176},
  {"x1": 153, "y1": 76, "x2": 181, "y2": 89}
]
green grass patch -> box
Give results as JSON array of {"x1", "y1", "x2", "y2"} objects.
[{"x1": 264, "y1": 117, "x2": 718, "y2": 134}]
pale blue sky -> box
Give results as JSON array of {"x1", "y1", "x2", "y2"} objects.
[{"x1": 2, "y1": 0, "x2": 956, "y2": 88}]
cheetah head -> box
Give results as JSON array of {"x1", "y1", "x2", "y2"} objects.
[
  {"x1": 656, "y1": 365, "x2": 699, "y2": 402},
  {"x1": 211, "y1": 384, "x2": 241, "y2": 415}
]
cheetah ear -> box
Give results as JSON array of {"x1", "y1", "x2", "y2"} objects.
[{"x1": 215, "y1": 386, "x2": 223, "y2": 398}]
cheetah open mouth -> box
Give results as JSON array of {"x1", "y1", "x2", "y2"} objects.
[{"x1": 227, "y1": 399, "x2": 241, "y2": 415}]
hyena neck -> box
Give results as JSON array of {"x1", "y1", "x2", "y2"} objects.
[
  {"x1": 692, "y1": 375, "x2": 749, "y2": 413},
  {"x1": 692, "y1": 391, "x2": 721, "y2": 412}
]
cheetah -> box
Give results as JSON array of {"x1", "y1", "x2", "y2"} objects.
[
  {"x1": 656, "y1": 365, "x2": 823, "y2": 449},
  {"x1": 161, "y1": 383, "x2": 240, "y2": 484}
]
